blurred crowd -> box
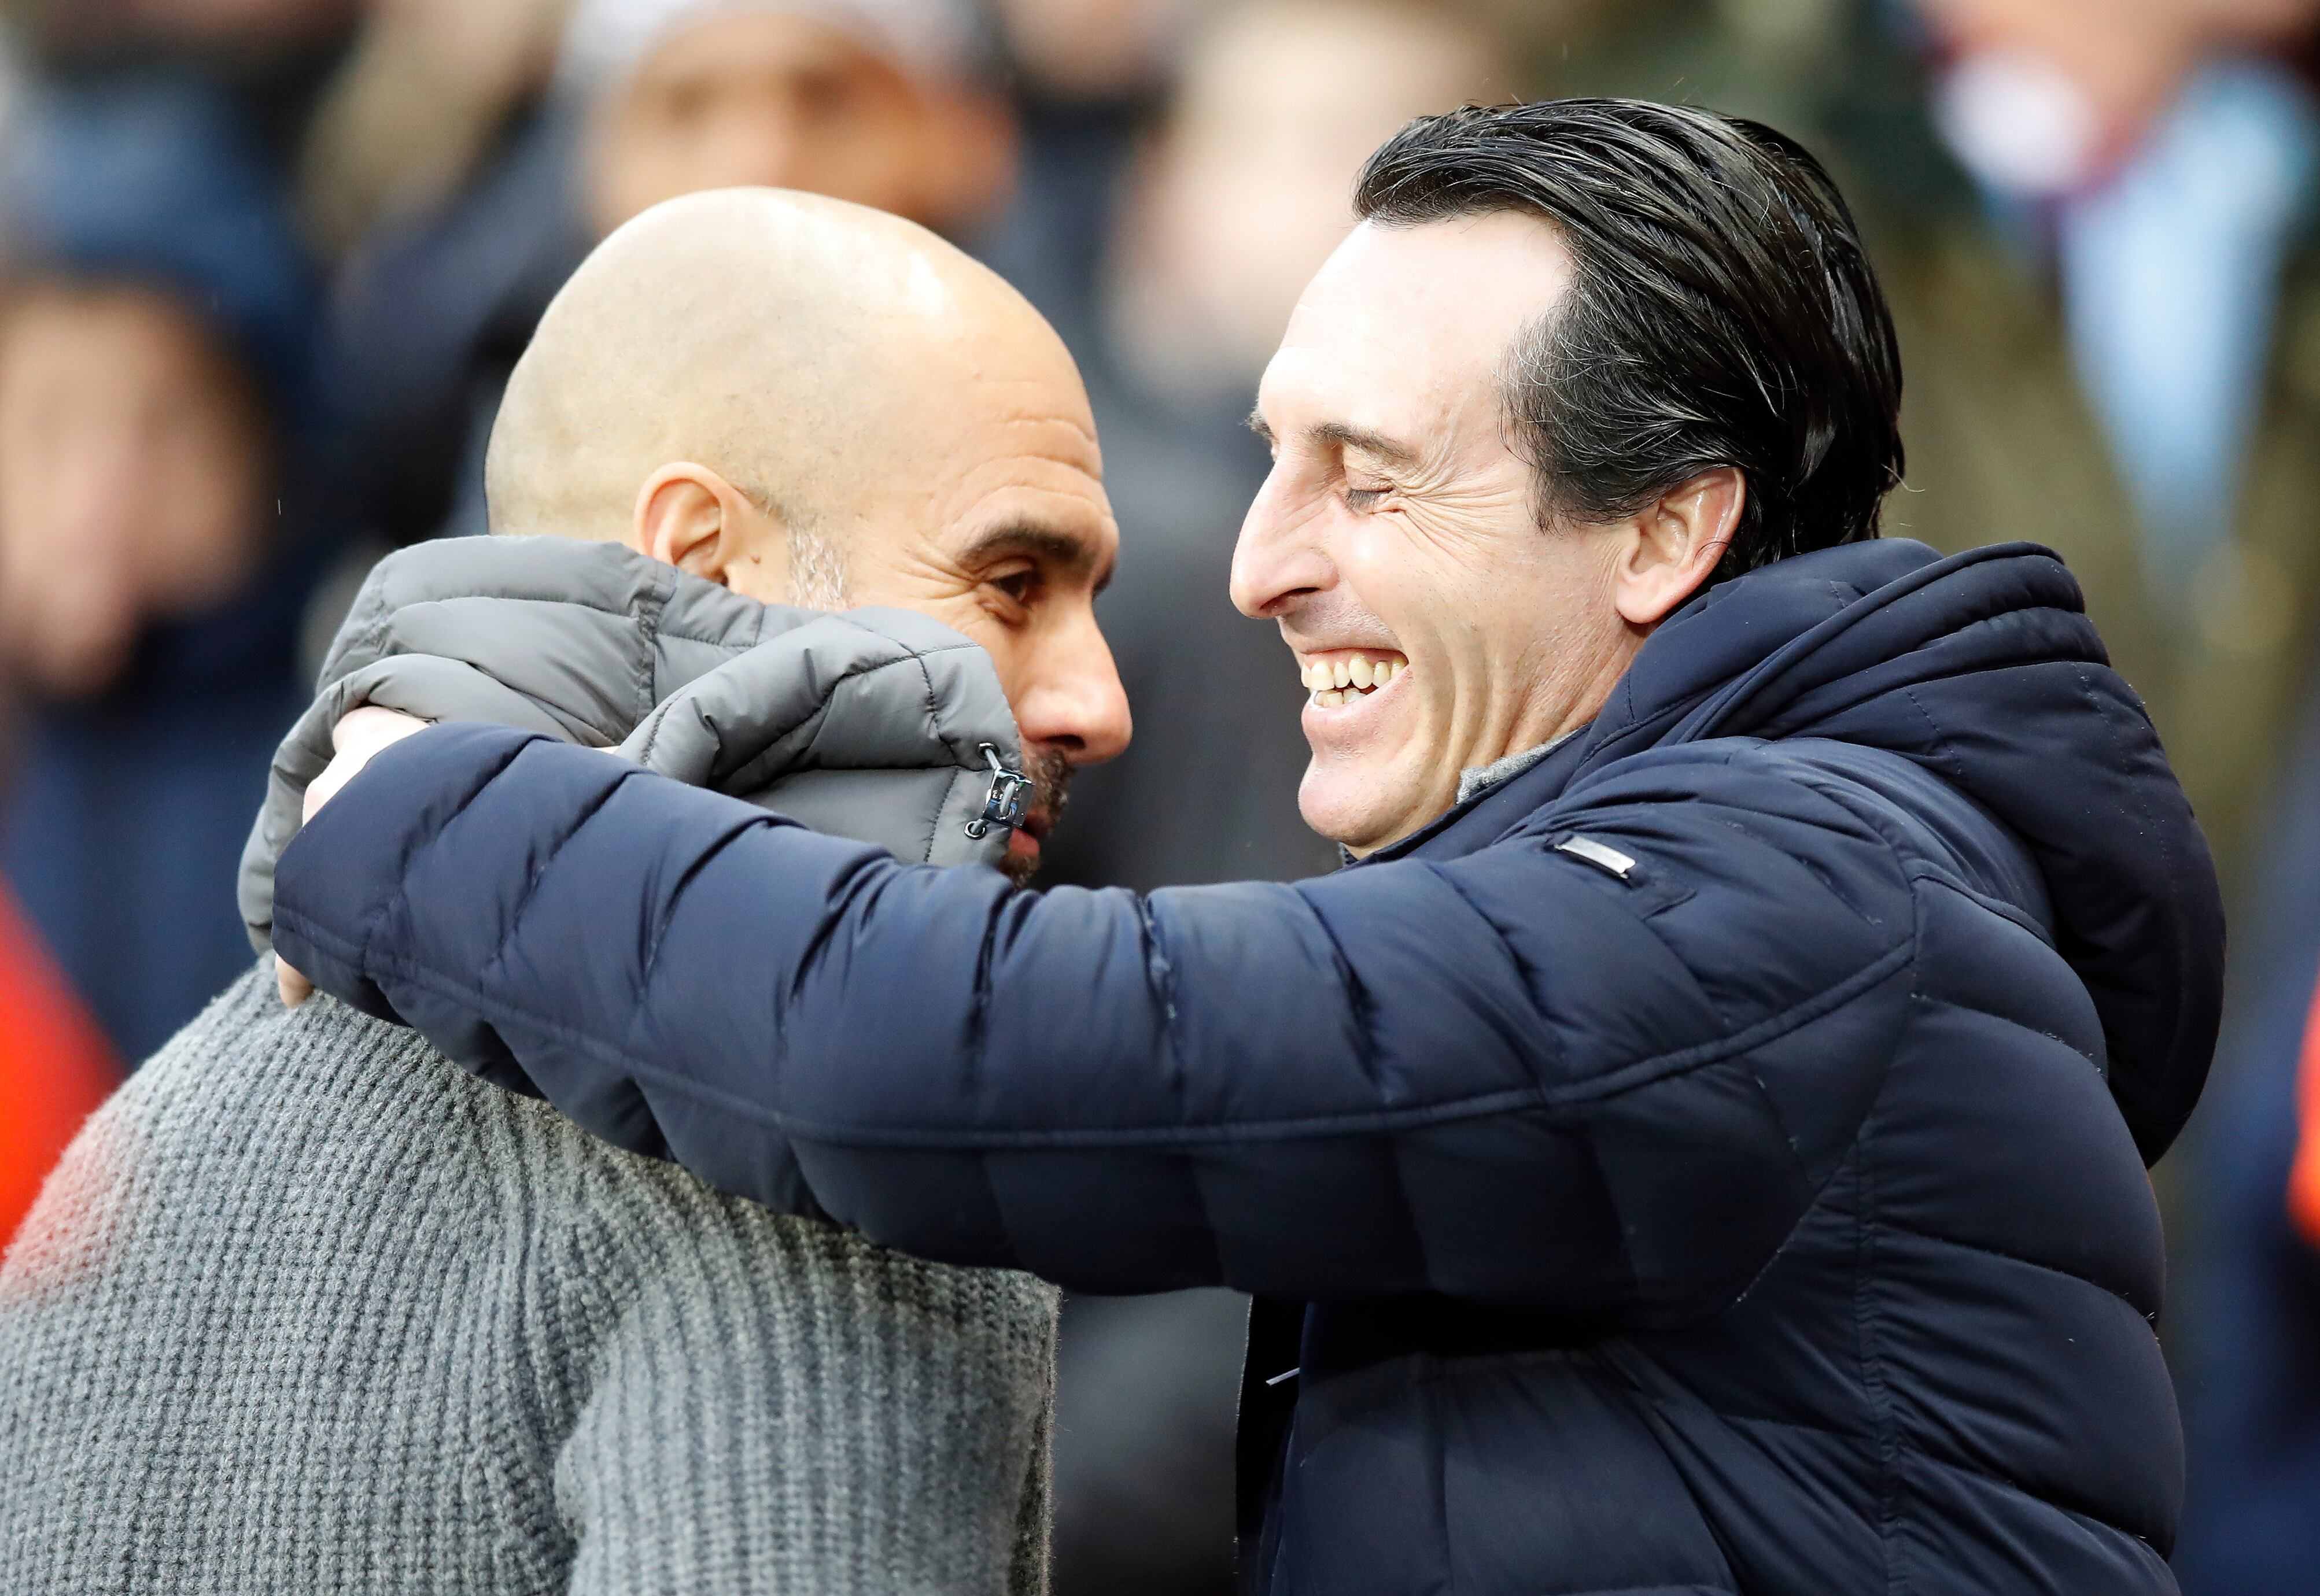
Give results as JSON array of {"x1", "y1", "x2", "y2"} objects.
[{"x1": 0, "y1": 0, "x2": 2318, "y2": 1590}]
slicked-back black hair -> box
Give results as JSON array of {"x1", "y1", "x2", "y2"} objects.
[{"x1": 1355, "y1": 98, "x2": 1904, "y2": 580}]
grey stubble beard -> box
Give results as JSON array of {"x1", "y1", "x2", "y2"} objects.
[
  {"x1": 785, "y1": 516, "x2": 851, "y2": 613},
  {"x1": 1002, "y1": 745, "x2": 1076, "y2": 888}
]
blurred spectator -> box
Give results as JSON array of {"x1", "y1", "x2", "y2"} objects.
[
  {"x1": 0, "y1": 73, "x2": 324, "y2": 1065},
  {"x1": 1919, "y1": 0, "x2": 2319, "y2": 620},
  {"x1": 566, "y1": 0, "x2": 1013, "y2": 238},
  {"x1": 0, "y1": 283, "x2": 271, "y2": 694},
  {"x1": 327, "y1": 0, "x2": 1016, "y2": 554},
  {"x1": 298, "y1": 0, "x2": 575, "y2": 257}
]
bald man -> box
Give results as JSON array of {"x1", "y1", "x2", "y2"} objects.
[
  {"x1": 490, "y1": 182, "x2": 1127, "y2": 870},
  {"x1": 0, "y1": 191, "x2": 1128, "y2": 1595}
]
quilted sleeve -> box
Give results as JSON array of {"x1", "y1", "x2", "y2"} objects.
[{"x1": 274, "y1": 723, "x2": 1920, "y2": 1321}]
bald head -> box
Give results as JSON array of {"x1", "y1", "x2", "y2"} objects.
[
  {"x1": 486, "y1": 189, "x2": 1087, "y2": 603},
  {"x1": 486, "y1": 189, "x2": 1133, "y2": 870}
]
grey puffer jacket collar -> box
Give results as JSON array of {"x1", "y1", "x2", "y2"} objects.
[{"x1": 239, "y1": 535, "x2": 1020, "y2": 951}]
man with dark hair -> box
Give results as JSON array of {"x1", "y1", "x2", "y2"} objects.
[
  {"x1": 276, "y1": 102, "x2": 2221, "y2": 1594},
  {"x1": 1358, "y1": 104, "x2": 1904, "y2": 573}
]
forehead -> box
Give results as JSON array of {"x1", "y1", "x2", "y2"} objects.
[
  {"x1": 911, "y1": 318, "x2": 1118, "y2": 569},
  {"x1": 1259, "y1": 213, "x2": 1574, "y2": 436},
  {"x1": 937, "y1": 401, "x2": 1115, "y2": 566}
]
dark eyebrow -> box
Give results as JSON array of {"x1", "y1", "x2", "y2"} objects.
[
  {"x1": 1312, "y1": 421, "x2": 1422, "y2": 469},
  {"x1": 957, "y1": 522, "x2": 1117, "y2": 596},
  {"x1": 1245, "y1": 408, "x2": 1419, "y2": 471}
]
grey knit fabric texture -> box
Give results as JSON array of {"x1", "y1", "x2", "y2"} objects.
[{"x1": 0, "y1": 967, "x2": 1059, "y2": 1594}]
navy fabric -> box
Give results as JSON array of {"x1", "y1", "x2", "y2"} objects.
[{"x1": 275, "y1": 538, "x2": 2221, "y2": 1594}]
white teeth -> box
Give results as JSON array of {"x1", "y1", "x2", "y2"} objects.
[{"x1": 1302, "y1": 653, "x2": 1406, "y2": 698}]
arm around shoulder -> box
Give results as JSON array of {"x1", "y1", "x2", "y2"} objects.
[{"x1": 275, "y1": 725, "x2": 1917, "y2": 1320}]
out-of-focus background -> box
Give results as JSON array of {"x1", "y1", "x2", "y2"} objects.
[{"x1": 1, "y1": 0, "x2": 2318, "y2": 1589}]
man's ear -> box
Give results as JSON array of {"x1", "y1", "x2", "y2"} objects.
[
  {"x1": 632, "y1": 463, "x2": 786, "y2": 597},
  {"x1": 1611, "y1": 467, "x2": 1746, "y2": 629}
]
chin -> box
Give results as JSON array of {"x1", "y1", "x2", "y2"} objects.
[
  {"x1": 1000, "y1": 823, "x2": 1048, "y2": 888},
  {"x1": 1297, "y1": 766, "x2": 1399, "y2": 856}
]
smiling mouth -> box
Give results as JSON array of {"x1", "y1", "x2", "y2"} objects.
[{"x1": 1299, "y1": 649, "x2": 1407, "y2": 709}]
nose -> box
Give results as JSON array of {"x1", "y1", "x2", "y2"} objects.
[
  {"x1": 1013, "y1": 603, "x2": 1133, "y2": 769},
  {"x1": 1230, "y1": 460, "x2": 1335, "y2": 620}
]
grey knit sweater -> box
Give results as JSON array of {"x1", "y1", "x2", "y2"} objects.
[{"x1": 0, "y1": 541, "x2": 1060, "y2": 1594}]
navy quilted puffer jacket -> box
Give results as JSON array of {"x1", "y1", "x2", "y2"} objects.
[{"x1": 275, "y1": 539, "x2": 2222, "y2": 1595}]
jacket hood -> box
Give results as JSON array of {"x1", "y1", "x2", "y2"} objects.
[
  {"x1": 1575, "y1": 537, "x2": 2222, "y2": 1165},
  {"x1": 240, "y1": 537, "x2": 1020, "y2": 951}
]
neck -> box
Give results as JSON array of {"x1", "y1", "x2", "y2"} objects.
[{"x1": 1488, "y1": 625, "x2": 1639, "y2": 770}]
